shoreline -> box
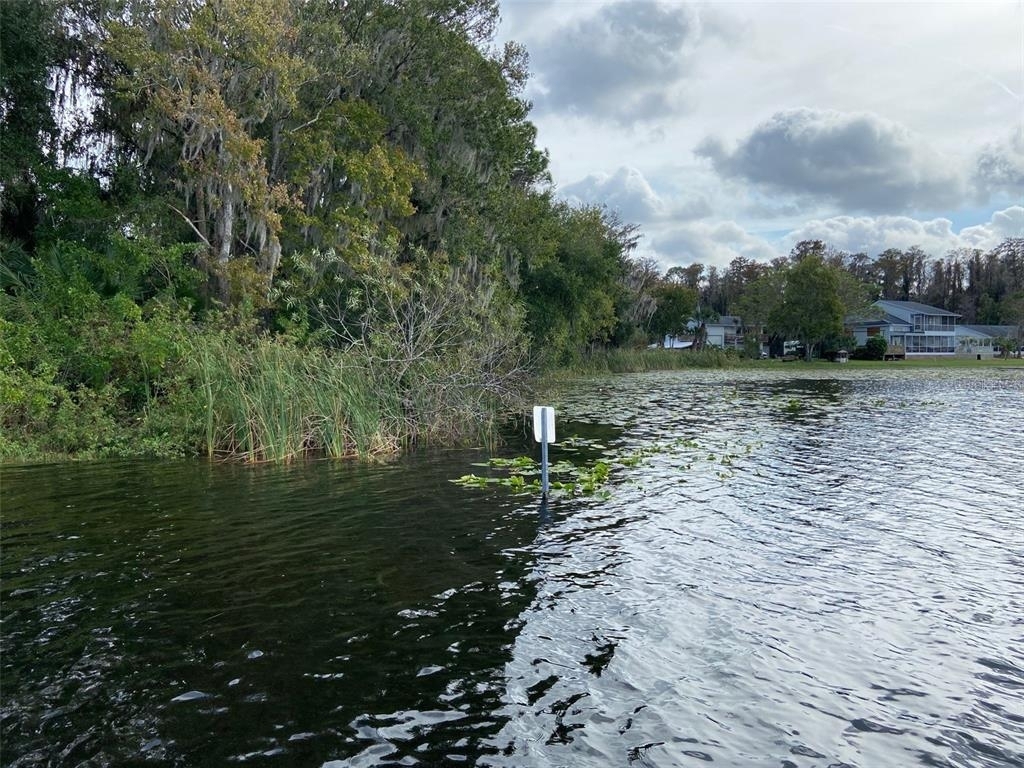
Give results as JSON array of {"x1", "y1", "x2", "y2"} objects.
[{"x1": 6, "y1": 352, "x2": 1018, "y2": 465}]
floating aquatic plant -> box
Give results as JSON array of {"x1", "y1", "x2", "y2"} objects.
[
  {"x1": 452, "y1": 433, "x2": 763, "y2": 497},
  {"x1": 452, "y1": 448, "x2": 615, "y2": 498}
]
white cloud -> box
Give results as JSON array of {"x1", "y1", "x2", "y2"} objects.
[
  {"x1": 497, "y1": 2, "x2": 1022, "y2": 272},
  {"x1": 960, "y1": 206, "x2": 1024, "y2": 248},
  {"x1": 644, "y1": 206, "x2": 1024, "y2": 271},
  {"x1": 560, "y1": 166, "x2": 711, "y2": 224},
  {"x1": 651, "y1": 220, "x2": 778, "y2": 270},
  {"x1": 783, "y1": 206, "x2": 1024, "y2": 256}
]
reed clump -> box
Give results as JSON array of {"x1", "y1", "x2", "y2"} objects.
[
  {"x1": 183, "y1": 317, "x2": 528, "y2": 462},
  {"x1": 187, "y1": 333, "x2": 411, "y2": 462}
]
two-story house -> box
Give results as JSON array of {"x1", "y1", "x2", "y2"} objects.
[{"x1": 848, "y1": 300, "x2": 959, "y2": 357}]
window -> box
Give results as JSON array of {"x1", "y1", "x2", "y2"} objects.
[
  {"x1": 905, "y1": 335, "x2": 954, "y2": 353},
  {"x1": 917, "y1": 315, "x2": 955, "y2": 332}
]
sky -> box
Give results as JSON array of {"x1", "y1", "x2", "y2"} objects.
[{"x1": 495, "y1": 0, "x2": 1024, "y2": 270}]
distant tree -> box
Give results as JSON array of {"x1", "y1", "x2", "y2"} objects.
[
  {"x1": 648, "y1": 282, "x2": 698, "y2": 341},
  {"x1": 704, "y1": 265, "x2": 726, "y2": 314},
  {"x1": 0, "y1": 0, "x2": 59, "y2": 258},
  {"x1": 519, "y1": 204, "x2": 635, "y2": 364},
  {"x1": 735, "y1": 266, "x2": 786, "y2": 356},
  {"x1": 741, "y1": 333, "x2": 763, "y2": 359},
  {"x1": 821, "y1": 332, "x2": 858, "y2": 361},
  {"x1": 1002, "y1": 290, "x2": 1024, "y2": 354},
  {"x1": 790, "y1": 239, "x2": 826, "y2": 262},
  {"x1": 845, "y1": 251, "x2": 876, "y2": 291},
  {"x1": 990, "y1": 238, "x2": 1024, "y2": 288},
  {"x1": 834, "y1": 269, "x2": 874, "y2": 318},
  {"x1": 721, "y1": 256, "x2": 765, "y2": 314},
  {"x1": 978, "y1": 294, "x2": 1001, "y2": 324},
  {"x1": 614, "y1": 253, "x2": 660, "y2": 346},
  {"x1": 772, "y1": 254, "x2": 843, "y2": 361},
  {"x1": 875, "y1": 247, "x2": 906, "y2": 299},
  {"x1": 991, "y1": 336, "x2": 1012, "y2": 358},
  {"x1": 689, "y1": 303, "x2": 719, "y2": 350},
  {"x1": 665, "y1": 263, "x2": 703, "y2": 290}
]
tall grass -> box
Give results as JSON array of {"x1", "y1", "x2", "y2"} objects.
[
  {"x1": 304, "y1": 351, "x2": 404, "y2": 457},
  {"x1": 183, "y1": 329, "x2": 525, "y2": 462},
  {"x1": 187, "y1": 334, "x2": 405, "y2": 461}
]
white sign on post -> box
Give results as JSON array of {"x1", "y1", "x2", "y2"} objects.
[{"x1": 532, "y1": 406, "x2": 555, "y2": 444}]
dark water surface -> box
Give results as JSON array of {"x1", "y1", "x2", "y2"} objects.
[{"x1": 3, "y1": 368, "x2": 1023, "y2": 767}]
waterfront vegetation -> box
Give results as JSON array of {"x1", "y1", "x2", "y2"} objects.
[
  {"x1": 558, "y1": 348, "x2": 735, "y2": 375},
  {"x1": 2, "y1": 0, "x2": 1023, "y2": 462}
]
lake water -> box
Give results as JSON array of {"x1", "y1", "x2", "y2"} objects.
[{"x1": 3, "y1": 368, "x2": 1023, "y2": 767}]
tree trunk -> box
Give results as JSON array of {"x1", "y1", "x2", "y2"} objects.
[{"x1": 215, "y1": 188, "x2": 235, "y2": 302}]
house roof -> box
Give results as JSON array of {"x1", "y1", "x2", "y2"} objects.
[
  {"x1": 958, "y1": 324, "x2": 1018, "y2": 338},
  {"x1": 691, "y1": 315, "x2": 742, "y2": 327},
  {"x1": 874, "y1": 300, "x2": 960, "y2": 317},
  {"x1": 846, "y1": 312, "x2": 910, "y2": 328}
]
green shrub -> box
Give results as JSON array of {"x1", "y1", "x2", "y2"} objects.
[{"x1": 852, "y1": 336, "x2": 888, "y2": 360}]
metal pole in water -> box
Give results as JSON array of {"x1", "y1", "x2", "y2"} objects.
[
  {"x1": 541, "y1": 416, "x2": 549, "y2": 498},
  {"x1": 533, "y1": 405, "x2": 554, "y2": 502}
]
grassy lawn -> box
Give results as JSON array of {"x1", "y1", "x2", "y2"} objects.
[
  {"x1": 761, "y1": 357, "x2": 1024, "y2": 369},
  {"x1": 550, "y1": 349, "x2": 1024, "y2": 378}
]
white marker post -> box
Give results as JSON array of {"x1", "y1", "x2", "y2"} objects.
[{"x1": 532, "y1": 406, "x2": 556, "y2": 498}]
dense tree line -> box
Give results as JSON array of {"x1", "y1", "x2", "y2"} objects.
[
  {"x1": 645, "y1": 239, "x2": 1024, "y2": 360},
  {"x1": 1, "y1": 0, "x2": 657, "y2": 458},
  {"x1": 672, "y1": 241, "x2": 1024, "y2": 327}
]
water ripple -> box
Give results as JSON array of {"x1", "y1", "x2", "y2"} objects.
[
  {"x1": 486, "y1": 368, "x2": 1024, "y2": 768},
  {"x1": 3, "y1": 368, "x2": 1022, "y2": 767}
]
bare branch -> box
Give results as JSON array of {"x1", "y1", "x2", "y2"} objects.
[{"x1": 167, "y1": 203, "x2": 211, "y2": 249}]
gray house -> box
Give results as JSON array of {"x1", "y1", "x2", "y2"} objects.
[{"x1": 848, "y1": 300, "x2": 959, "y2": 357}]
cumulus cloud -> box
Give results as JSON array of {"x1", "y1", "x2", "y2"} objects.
[
  {"x1": 651, "y1": 220, "x2": 778, "y2": 269},
  {"x1": 644, "y1": 206, "x2": 1023, "y2": 270},
  {"x1": 696, "y1": 108, "x2": 965, "y2": 213},
  {"x1": 561, "y1": 167, "x2": 664, "y2": 221},
  {"x1": 960, "y1": 206, "x2": 1024, "y2": 247},
  {"x1": 783, "y1": 214, "x2": 959, "y2": 256},
  {"x1": 974, "y1": 128, "x2": 1024, "y2": 202},
  {"x1": 528, "y1": 2, "x2": 738, "y2": 124},
  {"x1": 743, "y1": 200, "x2": 804, "y2": 219},
  {"x1": 783, "y1": 205, "x2": 1024, "y2": 256},
  {"x1": 560, "y1": 166, "x2": 711, "y2": 223}
]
